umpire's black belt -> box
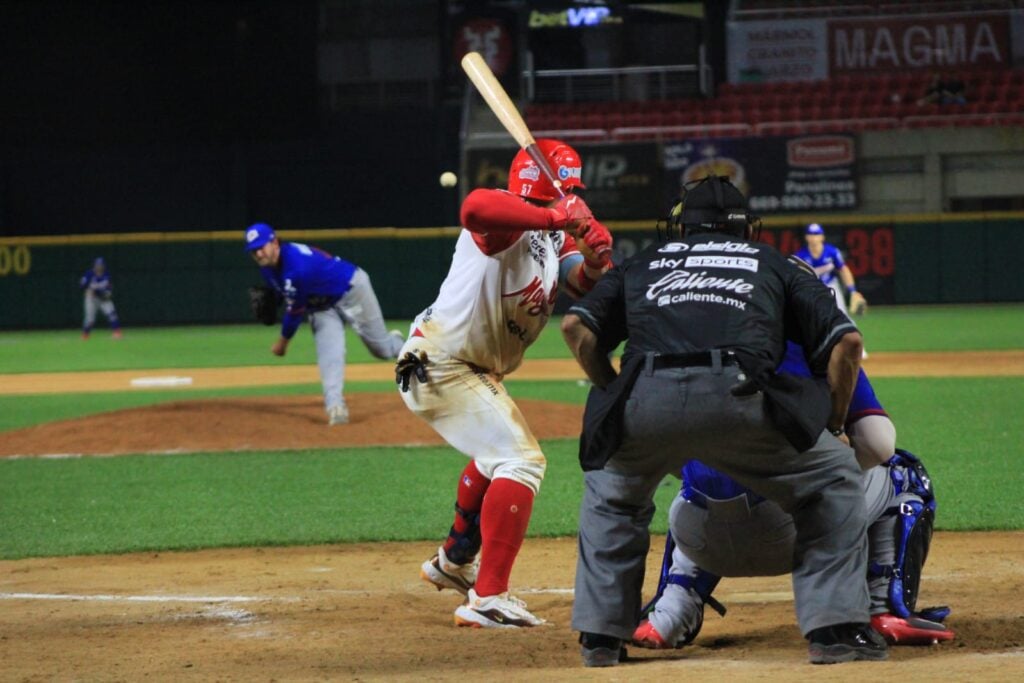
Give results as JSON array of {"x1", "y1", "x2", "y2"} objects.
[{"x1": 650, "y1": 350, "x2": 739, "y2": 371}]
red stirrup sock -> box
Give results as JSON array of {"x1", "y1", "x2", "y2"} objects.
[
  {"x1": 475, "y1": 478, "x2": 535, "y2": 597},
  {"x1": 442, "y1": 460, "x2": 491, "y2": 565}
]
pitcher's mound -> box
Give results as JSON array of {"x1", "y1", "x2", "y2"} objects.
[{"x1": 0, "y1": 394, "x2": 584, "y2": 458}]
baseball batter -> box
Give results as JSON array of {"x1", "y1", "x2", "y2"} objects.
[
  {"x1": 79, "y1": 257, "x2": 122, "y2": 339},
  {"x1": 795, "y1": 223, "x2": 867, "y2": 317},
  {"x1": 634, "y1": 345, "x2": 954, "y2": 649},
  {"x1": 396, "y1": 139, "x2": 613, "y2": 628},
  {"x1": 245, "y1": 223, "x2": 404, "y2": 425}
]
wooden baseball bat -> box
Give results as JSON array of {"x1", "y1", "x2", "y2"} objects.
[{"x1": 460, "y1": 51, "x2": 565, "y2": 198}]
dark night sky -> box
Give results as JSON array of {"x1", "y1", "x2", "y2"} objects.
[{"x1": 0, "y1": 0, "x2": 318, "y2": 145}]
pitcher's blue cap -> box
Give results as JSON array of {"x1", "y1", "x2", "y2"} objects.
[
  {"x1": 244, "y1": 223, "x2": 276, "y2": 251},
  {"x1": 805, "y1": 222, "x2": 824, "y2": 235}
]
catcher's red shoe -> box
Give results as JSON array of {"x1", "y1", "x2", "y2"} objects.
[
  {"x1": 871, "y1": 613, "x2": 955, "y2": 645},
  {"x1": 631, "y1": 619, "x2": 673, "y2": 649}
]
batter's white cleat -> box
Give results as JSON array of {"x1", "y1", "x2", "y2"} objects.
[
  {"x1": 454, "y1": 589, "x2": 547, "y2": 628},
  {"x1": 327, "y1": 404, "x2": 349, "y2": 426},
  {"x1": 420, "y1": 546, "x2": 477, "y2": 595}
]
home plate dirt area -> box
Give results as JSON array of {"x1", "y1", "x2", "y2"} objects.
[{"x1": 1, "y1": 534, "x2": 1022, "y2": 680}]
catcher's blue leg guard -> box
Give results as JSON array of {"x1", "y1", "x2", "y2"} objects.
[
  {"x1": 868, "y1": 449, "x2": 949, "y2": 621},
  {"x1": 444, "y1": 503, "x2": 481, "y2": 565},
  {"x1": 642, "y1": 532, "x2": 727, "y2": 623}
]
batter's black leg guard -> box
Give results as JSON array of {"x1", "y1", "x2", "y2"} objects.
[{"x1": 444, "y1": 503, "x2": 481, "y2": 566}]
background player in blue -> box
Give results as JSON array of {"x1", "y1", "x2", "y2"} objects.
[
  {"x1": 796, "y1": 223, "x2": 867, "y2": 318},
  {"x1": 633, "y1": 342, "x2": 954, "y2": 650},
  {"x1": 79, "y1": 257, "x2": 122, "y2": 340},
  {"x1": 245, "y1": 223, "x2": 404, "y2": 425}
]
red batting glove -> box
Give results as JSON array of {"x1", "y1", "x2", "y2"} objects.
[
  {"x1": 547, "y1": 193, "x2": 593, "y2": 232},
  {"x1": 578, "y1": 219, "x2": 613, "y2": 267}
]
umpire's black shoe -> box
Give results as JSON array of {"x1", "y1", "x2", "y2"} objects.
[
  {"x1": 807, "y1": 622, "x2": 888, "y2": 664},
  {"x1": 579, "y1": 632, "x2": 627, "y2": 667}
]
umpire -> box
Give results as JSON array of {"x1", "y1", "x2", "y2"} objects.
[{"x1": 561, "y1": 176, "x2": 885, "y2": 666}]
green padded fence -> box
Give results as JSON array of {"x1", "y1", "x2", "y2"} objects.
[{"x1": 2, "y1": 214, "x2": 1023, "y2": 329}]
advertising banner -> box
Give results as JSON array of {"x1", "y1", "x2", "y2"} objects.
[
  {"x1": 829, "y1": 14, "x2": 1013, "y2": 74},
  {"x1": 465, "y1": 142, "x2": 661, "y2": 220},
  {"x1": 726, "y1": 12, "x2": 1013, "y2": 82},
  {"x1": 726, "y1": 18, "x2": 829, "y2": 82},
  {"x1": 663, "y1": 134, "x2": 857, "y2": 214}
]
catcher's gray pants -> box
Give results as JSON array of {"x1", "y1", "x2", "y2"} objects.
[
  {"x1": 650, "y1": 464, "x2": 900, "y2": 644},
  {"x1": 572, "y1": 361, "x2": 868, "y2": 640},
  {"x1": 309, "y1": 268, "x2": 403, "y2": 411},
  {"x1": 83, "y1": 293, "x2": 118, "y2": 330}
]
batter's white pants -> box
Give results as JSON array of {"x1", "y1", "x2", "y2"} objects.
[{"x1": 396, "y1": 334, "x2": 546, "y2": 493}]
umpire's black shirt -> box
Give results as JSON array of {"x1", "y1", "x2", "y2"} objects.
[{"x1": 568, "y1": 232, "x2": 858, "y2": 465}]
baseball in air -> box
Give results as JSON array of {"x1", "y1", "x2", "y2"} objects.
[{"x1": 439, "y1": 171, "x2": 458, "y2": 188}]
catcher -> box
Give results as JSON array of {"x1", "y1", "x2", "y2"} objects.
[{"x1": 245, "y1": 223, "x2": 404, "y2": 425}]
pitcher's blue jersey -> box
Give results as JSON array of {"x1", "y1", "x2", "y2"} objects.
[
  {"x1": 260, "y1": 242, "x2": 357, "y2": 339},
  {"x1": 795, "y1": 244, "x2": 845, "y2": 287},
  {"x1": 682, "y1": 341, "x2": 886, "y2": 505},
  {"x1": 80, "y1": 270, "x2": 113, "y2": 297}
]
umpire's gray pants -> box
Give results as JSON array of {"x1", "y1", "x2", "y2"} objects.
[{"x1": 572, "y1": 363, "x2": 869, "y2": 639}]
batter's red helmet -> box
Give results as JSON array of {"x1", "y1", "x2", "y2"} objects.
[{"x1": 507, "y1": 139, "x2": 585, "y2": 202}]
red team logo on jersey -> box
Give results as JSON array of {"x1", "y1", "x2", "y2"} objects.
[{"x1": 503, "y1": 276, "x2": 557, "y2": 317}]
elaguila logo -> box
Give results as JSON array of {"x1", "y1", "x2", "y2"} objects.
[
  {"x1": 787, "y1": 136, "x2": 854, "y2": 168},
  {"x1": 691, "y1": 241, "x2": 760, "y2": 254}
]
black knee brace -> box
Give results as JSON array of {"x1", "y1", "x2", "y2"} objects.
[{"x1": 445, "y1": 503, "x2": 481, "y2": 565}]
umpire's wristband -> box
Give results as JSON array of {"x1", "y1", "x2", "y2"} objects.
[{"x1": 829, "y1": 426, "x2": 846, "y2": 437}]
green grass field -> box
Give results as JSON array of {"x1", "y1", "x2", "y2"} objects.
[
  {"x1": 1, "y1": 304, "x2": 1022, "y2": 560},
  {"x1": 2, "y1": 303, "x2": 1023, "y2": 374}
]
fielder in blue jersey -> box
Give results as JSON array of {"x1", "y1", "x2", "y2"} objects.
[
  {"x1": 245, "y1": 223, "x2": 404, "y2": 425},
  {"x1": 795, "y1": 223, "x2": 867, "y2": 317},
  {"x1": 79, "y1": 257, "x2": 122, "y2": 340},
  {"x1": 633, "y1": 341, "x2": 954, "y2": 650}
]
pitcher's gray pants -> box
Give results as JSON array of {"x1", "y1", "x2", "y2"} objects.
[
  {"x1": 309, "y1": 268, "x2": 403, "y2": 411},
  {"x1": 572, "y1": 362, "x2": 868, "y2": 640}
]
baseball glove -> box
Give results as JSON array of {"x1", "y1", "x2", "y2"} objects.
[
  {"x1": 248, "y1": 286, "x2": 281, "y2": 326},
  {"x1": 849, "y1": 291, "x2": 868, "y2": 316}
]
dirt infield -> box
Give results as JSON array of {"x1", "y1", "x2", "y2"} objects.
[
  {"x1": 1, "y1": 349, "x2": 1022, "y2": 396},
  {"x1": 1, "y1": 533, "x2": 1022, "y2": 681}
]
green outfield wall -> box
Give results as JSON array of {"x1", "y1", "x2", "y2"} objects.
[{"x1": 2, "y1": 213, "x2": 1023, "y2": 329}]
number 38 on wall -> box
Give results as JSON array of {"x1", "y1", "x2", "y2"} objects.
[{"x1": 0, "y1": 245, "x2": 31, "y2": 276}]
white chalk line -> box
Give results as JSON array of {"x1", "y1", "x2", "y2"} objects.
[
  {"x1": 0, "y1": 587, "x2": 793, "y2": 604},
  {"x1": 0, "y1": 592, "x2": 293, "y2": 604}
]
